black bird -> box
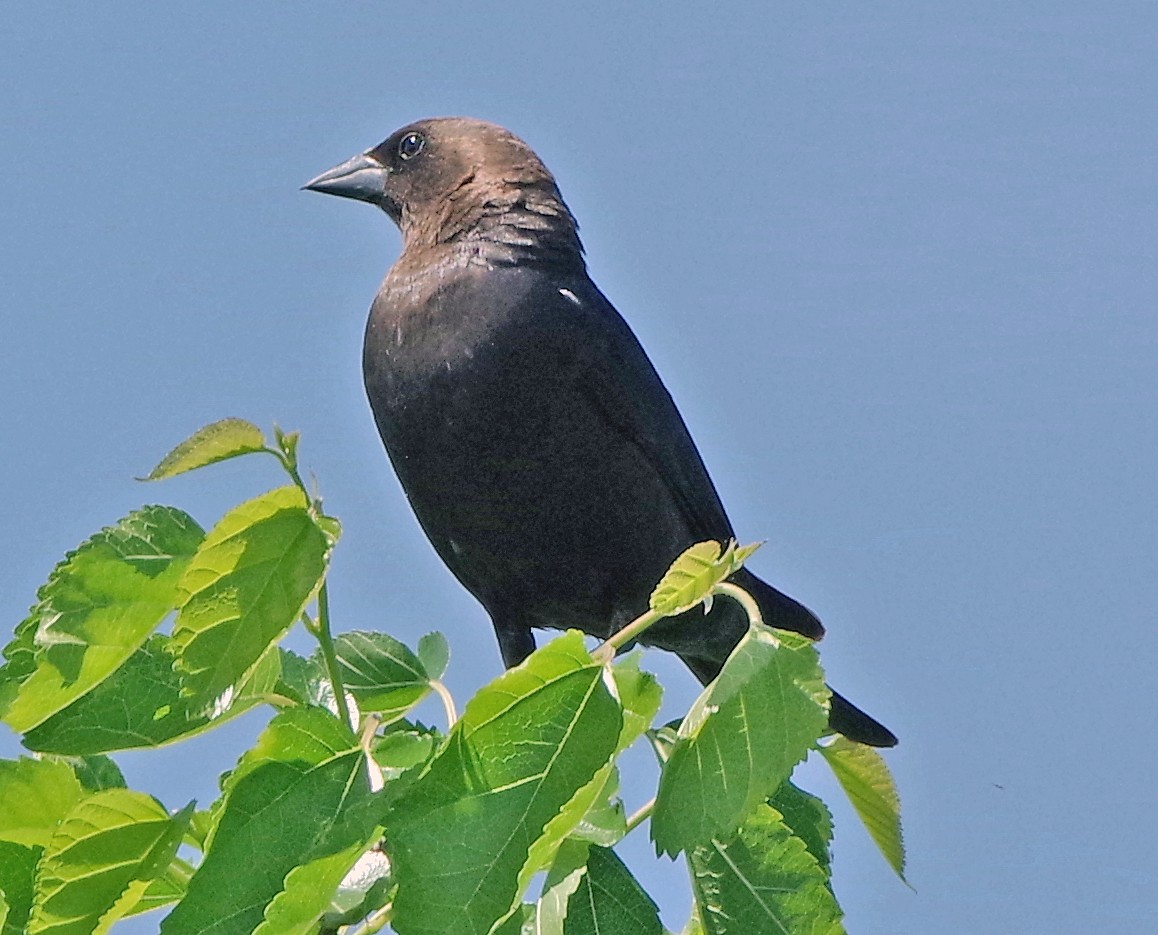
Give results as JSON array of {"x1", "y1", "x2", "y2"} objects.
[{"x1": 305, "y1": 117, "x2": 896, "y2": 747}]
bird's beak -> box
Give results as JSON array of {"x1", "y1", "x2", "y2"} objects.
[{"x1": 302, "y1": 152, "x2": 390, "y2": 204}]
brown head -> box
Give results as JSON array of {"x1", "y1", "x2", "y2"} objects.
[{"x1": 305, "y1": 117, "x2": 584, "y2": 269}]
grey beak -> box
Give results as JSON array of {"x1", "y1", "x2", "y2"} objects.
[{"x1": 303, "y1": 152, "x2": 390, "y2": 204}]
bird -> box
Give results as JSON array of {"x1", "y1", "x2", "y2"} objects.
[{"x1": 305, "y1": 117, "x2": 896, "y2": 747}]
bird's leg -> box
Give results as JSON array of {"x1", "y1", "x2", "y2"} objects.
[{"x1": 493, "y1": 622, "x2": 536, "y2": 668}]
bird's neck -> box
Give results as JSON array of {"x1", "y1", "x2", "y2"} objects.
[{"x1": 401, "y1": 181, "x2": 586, "y2": 272}]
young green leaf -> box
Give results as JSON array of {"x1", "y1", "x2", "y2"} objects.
[
  {"x1": 417, "y1": 630, "x2": 450, "y2": 681},
  {"x1": 387, "y1": 631, "x2": 623, "y2": 935},
  {"x1": 0, "y1": 757, "x2": 87, "y2": 848},
  {"x1": 3, "y1": 506, "x2": 204, "y2": 732},
  {"x1": 171, "y1": 486, "x2": 329, "y2": 712},
  {"x1": 818, "y1": 737, "x2": 906, "y2": 881},
  {"x1": 538, "y1": 840, "x2": 663, "y2": 935},
  {"x1": 688, "y1": 804, "x2": 843, "y2": 935},
  {"x1": 22, "y1": 637, "x2": 280, "y2": 755},
  {"x1": 142, "y1": 418, "x2": 268, "y2": 481},
  {"x1": 327, "y1": 630, "x2": 430, "y2": 721},
  {"x1": 28, "y1": 791, "x2": 192, "y2": 935},
  {"x1": 651, "y1": 627, "x2": 829, "y2": 856},
  {"x1": 649, "y1": 540, "x2": 761, "y2": 617}
]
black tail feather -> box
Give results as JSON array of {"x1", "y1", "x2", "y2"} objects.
[{"x1": 828, "y1": 689, "x2": 897, "y2": 747}]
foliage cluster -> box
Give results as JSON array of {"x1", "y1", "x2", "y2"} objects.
[{"x1": 0, "y1": 420, "x2": 903, "y2": 934}]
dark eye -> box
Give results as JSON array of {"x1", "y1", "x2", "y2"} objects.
[{"x1": 398, "y1": 132, "x2": 426, "y2": 161}]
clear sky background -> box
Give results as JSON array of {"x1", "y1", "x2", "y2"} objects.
[{"x1": 2, "y1": 3, "x2": 1156, "y2": 932}]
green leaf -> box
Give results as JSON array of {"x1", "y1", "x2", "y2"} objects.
[
  {"x1": 23, "y1": 637, "x2": 280, "y2": 755},
  {"x1": 373, "y1": 725, "x2": 439, "y2": 784},
  {"x1": 123, "y1": 858, "x2": 194, "y2": 918},
  {"x1": 0, "y1": 841, "x2": 38, "y2": 935},
  {"x1": 539, "y1": 840, "x2": 663, "y2": 935},
  {"x1": 768, "y1": 781, "x2": 833, "y2": 875},
  {"x1": 688, "y1": 804, "x2": 843, "y2": 935},
  {"x1": 493, "y1": 904, "x2": 536, "y2": 935},
  {"x1": 0, "y1": 757, "x2": 86, "y2": 847},
  {"x1": 652, "y1": 627, "x2": 828, "y2": 856},
  {"x1": 388, "y1": 631, "x2": 623, "y2": 935},
  {"x1": 274, "y1": 649, "x2": 331, "y2": 708},
  {"x1": 570, "y1": 767, "x2": 627, "y2": 847},
  {"x1": 649, "y1": 540, "x2": 761, "y2": 617},
  {"x1": 162, "y1": 761, "x2": 379, "y2": 935},
  {"x1": 161, "y1": 707, "x2": 380, "y2": 935},
  {"x1": 328, "y1": 630, "x2": 429, "y2": 721},
  {"x1": 221, "y1": 705, "x2": 358, "y2": 803},
  {"x1": 318, "y1": 846, "x2": 392, "y2": 930},
  {"x1": 3, "y1": 507, "x2": 204, "y2": 732},
  {"x1": 417, "y1": 631, "x2": 450, "y2": 681},
  {"x1": 818, "y1": 737, "x2": 906, "y2": 881},
  {"x1": 28, "y1": 791, "x2": 192, "y2": 935},
  {"x1": 0, "y1": 614, "x2": 39, "y2": 716},
  {"x1": 254, "y1": 840, "x2": 376, "y2": 935},
  {"x1": 142, "y1": 418, "x2": 268, "y2": 481},
  {"x1": 172, "y1": 486, "x2": 329, "y2": 712},
  {"x1": 58, "y1": 755, "x2": 126, "y2": 792}
]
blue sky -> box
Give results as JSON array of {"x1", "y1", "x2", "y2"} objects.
[{"x1": 3, "y1": 3, "x2": 1156, "y2": 931}]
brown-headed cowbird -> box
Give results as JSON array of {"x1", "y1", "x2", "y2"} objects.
[{"x1": 305, "y1": 117, "x2": 896, "y2": 746}]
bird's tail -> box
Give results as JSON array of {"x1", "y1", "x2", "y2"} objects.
[
  {"x1": 681, "y1": 569, "x2": 898, "y2": 747},
  {"x1": 828, "y1": 690, "x2": 897, "y2": 747}
]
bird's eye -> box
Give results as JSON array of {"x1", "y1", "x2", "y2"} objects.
[{"x1": 398, "y1": 132, "x2": 426, "y2": 161}]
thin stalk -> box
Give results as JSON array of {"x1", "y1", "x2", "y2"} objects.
[
  {"x1": 624, "y1": 796, "x2": 655, "y2": 836},
  {"x1": 314, "y1": 582, "x2": 354, "y2": 729},
  {"x1": 714, "y1": 580, "x2": 765, "y2": 629},
  {"x1": 594, "y1": 607, "x2": 666, "y2": 662},
  {"x1": 429, "y1": 679, "x2": 458, "y2": 727}
]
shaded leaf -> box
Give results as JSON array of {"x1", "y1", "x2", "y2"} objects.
[
  {"x1": 818, "y1": 737, "x2": 906, "y2": 881},
  {"x1": 539, "y1": 840, "x2": 662, "y2": 935},
  {"x1": 142, "y1": 418, "x2": 267, "y2": 481},
  {"x1": 172, "y1": 486, "x2": 329, "y2": 712},
  {"x1": 570, "y1": 767, "x2": 626, "y2": 847},
  {"x1": 318, "y1": 846, "x2": 392, "y2": 930},
  {"x1": 688, "y1": 804, "x2": 843, "y2": 935},
  {"x1": 23, "y1": 637, "x2": 280, "y2": 755},
  {"x1": 652, "y1": 627, "x2": 828, "y2": 856},
  {"x1": 388, "y1": 631, "x2": 622, "y2": 935},
  {"x1": 28, "y1": 791, "x2": 192, "y2": 935},
  {"x1": 254, "y1": 840, "x2": 375, "y2": 935},
  {"x1": 162, "y1": 756, "x2": 379, "y2": 935},
  {"x1": 0, "y1": 841, "x2": 38, "y2": 935},
  {"x1": 3, "y1": 507, "x2": 204, "y2": 732},
  {"x1": 768, "y1": 781, "x2": 834, "y2": 875}
]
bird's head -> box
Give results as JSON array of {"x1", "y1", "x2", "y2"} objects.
[{"x1": 305, "y1": 117, "x2": 582, "y2": 266}]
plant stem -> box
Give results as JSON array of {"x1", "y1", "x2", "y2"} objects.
[
  {"x1": 314, "y1": 582, "x2": 354, "y2": 729},
  {"x1": 429, "y1": 679, "x2": 458, "y2": 727},
  {"x1": 714, "y1": 580, "x2": 765, "y2": 629},
  {"x1": 624, "y1": 797, "x2": 655, "y2": 835},
  {"x1": 594, "y1": 607, "x2": 666, "y2": 662}
]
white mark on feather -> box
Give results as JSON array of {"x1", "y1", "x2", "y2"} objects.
[{"x1": 559, "y1": 288, "x2": 581, "y2": 306}]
